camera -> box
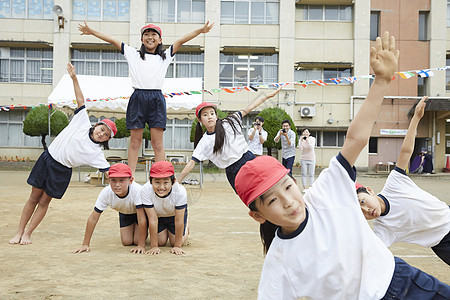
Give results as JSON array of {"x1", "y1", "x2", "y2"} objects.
[
  {"x1": 253, "y1": 122, "x2": 261, "y2": 126},
  {"x1": 303, "y1": 136, "x2": 307, "y2": 140},
  {"x1": 282, "y1": 129, "x2": 286, "y2": 133}
]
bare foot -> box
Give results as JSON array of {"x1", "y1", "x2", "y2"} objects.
[
  {"x1": 19, "y1": 234, "x2": 32, "y2": 245},
  {"x1": 9, "y1": 234, "x2": 22, "y2": 244}
]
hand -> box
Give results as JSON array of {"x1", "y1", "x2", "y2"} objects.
[
  {"x1": 170, "y1": 246, "x2": 186, "y2": 255},
  {"x1": 71, "y1": 245, "x2": 90, "y2": 254},
  {"x1": 370, "y1": 31, "x2": 399, "y2": 83},
  {"x1": 146, "y1": 247, "x2": 161, "y2": 255},
  {"x1": 66, "y1": 62, "x2": 76, "y2": 78},
  {"x1": 130, "y1": 246, "x2": 146, "y2": 254},
  {"x1": 413, "y1": 96, "x2": 427, "y2": 119},
  {"x1": 78, "y1": 21, "x2": 93, "y2": 35},
  {"x1": 199, "y1": 21, "x2": 214, "y2": 34}
]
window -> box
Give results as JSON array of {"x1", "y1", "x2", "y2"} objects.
[
  {"x1": 369, "y1": 137, "x2": 378, "y2": 154},
  {"x1": 71, "y1": 49, "x2": 128, "y2": 77},
  {"x1": 221, "y1": 0, "x2": 279, "y2": 24},
  {"x1": 145, "y1": 118, "x2": 194, "y2": 151},
  {"x1": 0, "y1": 110, "x2": 48, "y2": 147},
  {"x1": 307, "y1": 130, "x2": 345, "y2": 148},
  {"x1": 298, "y1": 4, "x2": 352, "y2": 21},
  {"x1": 294, "y1": 68, "x2": 352, "y2": 85},
  {"x1": 417, "y1": 77, "x2": 428, "y2": 96},
  {"x1": 89, "y1": 115, "x2": 127, "y2": 149},
  {"x1": 219, "y1": 53, "x2": 278, "y2": 87},
  {"x1": 446, "y1": 58, "x2": 450, "y2": 91},
  {"x1": 447, "y1": 1, "x2": 450, "y2": 27},
  {"x1": 446, "y1": 119, "x2": 450, "y2": 155},
  {"x1": 148, "y1": 0, "x2": 205, "y2": 23},
  {"x1": 370, "y1": 11, "x2": 380, "y2": 40},
  {"x1": 418, "y1": 11, "x2": 429, "y2": 41},
  {"x1": 0, "y1": 47, "x2": 53, "y2": 83},
  {"x1": 73, "y1": 0, "x2": 130, "y2": 21},
  {"x1": 0, "y1": 0, "x2": 54, "y2": 19},
  {"x1": 165, "y1": 51, "x2": 204, "y2": 82}
]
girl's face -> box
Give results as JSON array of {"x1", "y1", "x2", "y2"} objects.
[
  {"x1": 141, "y1": 30, "x2": 162, "y2": 53},
  {"x1": 302, "y1": 129, "x2": 310, "y2": 137},
  {"x1": 151, "y1": 177, "x2": 173, "y2": 197},
  {"x1": 250, "y1": 175, "x2": 307, "y2": 235},
  {"x1": 357, "y1": 187, "x2": 382, "y2": 220},
  {"x1": 198, "y1": 107, "x2": 217, "y2": 133},
  {"x1": 92, "y1": 124, "x2": 112, "y2": 142},
  {"x1": 109, "y1": 177, "x2": 132, "y2": 197}
]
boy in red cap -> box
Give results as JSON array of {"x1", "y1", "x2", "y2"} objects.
[
  {"x1": 178, "y1": 87, "x2": 282, "y2": 192},
  {"x1": 141, "y1": 161, "x2": 189, "y2": 255},
  {"x1": 356, "y1": 96, "x2": 450, "y2": 265},
  {"x1": 9, "y1": 63, "x2": 116, "y2": 245},
  {"x1": 78, "y1": 20, "x2": 214, "y2": 175},
  {"x1": 72, "y1": 163, "x2": 147, "y2": 254},
  {"x1": 235, "y1": 33, "x2": 450, "y2": 299}
]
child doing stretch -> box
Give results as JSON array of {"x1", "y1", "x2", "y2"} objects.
[
  {"x1": 177, "y1": 87, "x2": 282, "y2": 191},
  {"x1": 9, "y1": 63, "x2": 116, "y2": 245},
  {"x1": 141, "y1": 161, "x2": 189, "y2": 255},
  {"x1": 235, "y1": 32, "x2": 450, "y2": 299},
  {"x1": 78, "y1": 21, "x2": 214, "y2": 174},
  {"x1": 72, "y1": 163, "x2": 147, "y2": 254},
  {"x1": 356, "y1": 96, "x2": 450, "y2": 266}
]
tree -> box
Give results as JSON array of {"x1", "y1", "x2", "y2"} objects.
[
  {"x1": 189, "y1": 108, "x2": 228, "y2": 142},
  {"x1": 258, "y1": 107, "x2": 297, "y2": 156},
  {"x1": 113, "y1": 117, "x2": 130, "y2": 139},
  {"x1": 23, "y1": 106, "x2": 69, "y2": 150}
]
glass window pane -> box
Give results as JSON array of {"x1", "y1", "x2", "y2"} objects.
[
  {"x1": 264, "y1": 65, "x2": 277, "y2": 84},
  {"x1": 370, "y1": 12, "x2": 379, "y2": 40},
  {"x1": 12, "y1": 0, "x2": 26, "y2": 18},
  {"x1": 177, "y1": 0, "x2": 191, "y2": 23},
  {"x1": 192, "y1": 0, "x2": 204, "y2": 23},
  {"x1": 235, "y1": 1, "x2": 249, "y2": 24},
  {"x1": 71, "y1": 61, "x2": 85, "y2": 74},
  {"x1": 220, "y1": 52, "x2": 233, "y2": 63},
  {"x1": 446, "y1": 58, "x2": 450, "y2": 91},
  {"x1": 250, "y1": 64, "x2": 263, "y2": 84},
  {"x1": 234, "y1": 64, "x2": 248, "y2": 86},
  {"x1": 266, "y1": 2, "x2": 278, "y2": 24},
  {"x1": 0, "y1": 59, "x2": 9, "y2": 82},
  {"x1": 85, "y1": 50, "x2": 100, "y2": 60},
  {"x1": 73, "y1": 0, "x2": 86, "y2": 20},
  {"x1": 325, "y1": 5, "x2": 338, "y2": 21},
  {"x1": 190, "y1": 63, "x2": 203, "y2": 77},
  {"x1": 102, "y1": 50, "x2": 116, "y2": 60},
  {"x1": 251, "y1": 2, "x2": 264, "y2": 24},
  {"x1": 323, "y1": 68, "x2": 337, "y2": 80},
  {"x1": 41, "y1": 59, "x2": 52, "y2": 83},
  {"x1": 161, "y1": 0, "x2": 175, "y2": 22},
  {"x1": 338, "y1": 131, "x2": 345, "y2": 147},
  {"x1": 219, "y1": 64, "x2": 233, "y2": 86},
  {"x1": 87, "y1": 0, "x2": 101, "y2": 21},
  {"x1": 117, "y1": 62, "x2": 128, "y2": 77},
  {"x1": 307, "y1": 69, "x2": 322, "y2": 81},
  {"x1": 10, "y1": 60, "x2": 24, "y2": 82},
  {"x1": 26, "y1": 60, "x2": 40, "y2": 82},
  {"x1": 28, "y1": 0, "x2": 43, "y2": 19},
  {"x1": 72, "y1": 49, "x2": 85, "y2": 59},
  {"x1": 9, "y1": 123, "x2": 22, "y2": 146},
  {"x1": 294, "y1": 70, "x2": 307, "y2": 82},
  {"x1": 166, "y1": 64, "x2": 173, "y2": 78},
  {"x1": 11, "y1": 48, "x2": 24, "y2": 57},
  {"x1": 27, "y1": 48, "x2": 41, "y2": 58},
  {"x1": 42, "y1": 48, "x2": 52, "y2": 58},
  {"x1": 323, "y1": 131, "x2": 337, "y2": 147},
  {"x1": 102, "y1": 62, "x2": 115, "y2": 76},
  {"x1": 176, "y1": 63, "x2": 189, "y2": 77},
  {"x1": 85, "y1": 61, "x2": 99, "y2": 75},
  {"x1": 309, "y1": 5, "x2": 323, "y2": 20},
  {"x1": 103, "y1": 0, "x2": 117, "y2": 21},
  {"x1": 117, "y1": 0, "x2": 129, "y2": 21},
  {"x1": 0, "y1": 0, "x2": 12, "y2": 18},
  {"x1": 419, "y1": 12, "x2": 428, "y2": 41},
  {"x1": 340, "y1": 5, "x2": 352, "y2": 21},
  {"x1": 147, "y1": 0, "x2": 160, "y2": 22},
  {"x1": 174, "y1": 126, "x2": 192, "y2": 149},
  {"x1": 163, "y1": 126, "x2": 173, "y2": 149},
  {"x1": 221, "y1": 1, "x2": 234, "y2": 24}
]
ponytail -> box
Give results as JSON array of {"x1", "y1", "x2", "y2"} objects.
[
  {"x1": 138, "y1": 42, "x2": 166, "y2": 61},
  {"x1": 213, "y1": 113, "x2": 241, "y2": 155},
  {"x1": 194, "y1": 122, "x2": 204, "y2": 148},
  {"x1": 249, "y1": 200, "x2": 279, "y2": 255}
]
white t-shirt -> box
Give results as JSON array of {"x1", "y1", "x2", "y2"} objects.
[
  {"x1": 141, "y1": 182, "x2": 187, "y2": 217},
  {"x1": 257, "y1": 153, "x2": 394, "y2": 300},
  {"x1": 191, "y1": 112, "x2": 249, "y2": 169},
  {"x1": 48, "y1": 106, "x2": 109, "y2": 170},
  {"x1": 374, "y1": 167, "x2": 450, "y2": 248},
  {"x1": 274, "y1": 129, "x2": 296, "y2": 159},
  {"x1": 122, "y1": 43, "x2": 174, "y2": 90},
  {"x1": 248, "y1": 128, "x2": 267, "y2": 156},
  {"x1": 94, "y1": 181, "x2": 142, "y2": 214}
]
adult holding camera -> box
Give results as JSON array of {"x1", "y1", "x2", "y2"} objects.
[
  {"x1": 274, "y1": 119, "x2": 296, "y2": 175},
  {"x1": 298, "y1": 128, "x2": 316, "y2": 189},
  {"x1": 248, "y1": 117, "x2": 267, "y2": 157}
]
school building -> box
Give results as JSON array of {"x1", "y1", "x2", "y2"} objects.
[{"x1": 1, "y1": 0, "x2": 449, "y2": 171}]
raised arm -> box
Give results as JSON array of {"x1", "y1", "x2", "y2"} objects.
[
  {"x1": 71, "y1": 211, "x2": 101, "y2": 253},
  {"x1": 396, "y1": 96, "x2": 427, "y2": 170},
  {"x1": 172, "y1": 21, "x2": 214, "y2": 54},
  {"x1": 341, "y1": 32, "x2": 399, "y2": 166},
  {"x1": 177, "y1": 160, "x2": 196, "y2": 184},
  {"x1": 241, "y1": 87, "x2": 282, "y2": 117},
  {"x1": 67, "y1": 63, "x2": 85, "y2": 108},
  {"x1": 78, "y1": 21, "x2": 122, "y2": 50}
]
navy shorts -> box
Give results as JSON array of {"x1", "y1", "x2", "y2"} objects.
[
  {"x1": 382, "y1": 257, "x2": 450, "y2": 299},
  {"x1": 27, "y1": 150, "x2": 72, "y2": 199},
  {"x1": 225, "y1": 150, "x2": 255, "y2": 192},
  {"x1": 126, "y1": 89, "x2": 166, "y2": 130},
  {"x1": 157, "y1": 208, "x2": 188, "y2": 235},
  {"x1": 119, "y1": 212, "x2": 138, "y2": 228},
  {"x1": 431, "y1": 228, "x2": 450, "y2": 266}
]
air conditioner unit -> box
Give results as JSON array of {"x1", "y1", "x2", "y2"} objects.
[
  {"x1": 300, "y1": 105, "x2": 316, "y2": 117},
  {"x1": 168, "y1": 155, "x2": 185, "y2": 163}
]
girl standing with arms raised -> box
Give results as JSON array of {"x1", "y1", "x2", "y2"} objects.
[{"x1": 78, "y1": 21, "x2": 214, "y2": 174}]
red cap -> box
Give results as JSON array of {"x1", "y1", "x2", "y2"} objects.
[
  {"x1": 150, "y1": 161, "x2": 174, "y2": 178},
  {"x1": 235, "y1": 156, "x2": 289, "y2": 207},
  {"x1": 355, "y1": 182, "x2": 365, "y2": 190},
  {"x1": 99, "y1": 119, "x2": 117, "y2": 138},
  {"x1": 108, "y1": 163, "x2": 132, "y2": 178},
  {"x1": 141, "y1": 24, "x2": 162, "y2": 37},
  {"x1": 195, "y1": 102, "x2": 217, "y2": 118}
]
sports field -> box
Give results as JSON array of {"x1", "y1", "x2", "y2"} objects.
[{"x1": 1, "y1": 169, "x2": 449, "y2": 299}]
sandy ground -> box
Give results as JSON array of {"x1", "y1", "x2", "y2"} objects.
[{"x1": 0, "y1": 169, "x2": 449, "y2": 299}]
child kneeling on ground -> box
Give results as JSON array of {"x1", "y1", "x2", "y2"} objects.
[
  {"x1": 72, "y1": 163, "x2": 147, "y2": 254},
  {"x1": 142, "y1": 161, "x2": 189, "y2": 255}
]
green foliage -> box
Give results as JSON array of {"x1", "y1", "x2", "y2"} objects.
[
  {"x1": 23, "y1": 106, "x2": 68, "y2": 137},
  {"x1": 189, "y1": 108, "x2": 227, "y2": 142},
  {"x1": 114, "y1": 117, "x2": 130, "y2": 139},
  {"x1": 143, "y1": 124, "x2": 151, "y2": 140},
  {"x1": 258, "y1": 107, "x2": 297, "y2": 151}
]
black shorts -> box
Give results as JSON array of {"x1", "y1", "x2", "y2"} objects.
[
  {"x1": 225, "y1": 150, "x2": 255, "y2": 192},
  {"x1": 27, "y1": 150, "x2": 72, "y2": 199},
  {"x1": 119, "y1": 211, "x2": 149, "y2": 228},
  {"x1": 431, "y1": 228, "x2": 450, "y2": 266},
  {"x1": 158, "y1": 208, "x2": 188, "y2": 235},
  {"x1": 126, "y1": 89, "x2": 166, "y2": 130}
]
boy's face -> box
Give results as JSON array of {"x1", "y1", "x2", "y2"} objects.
[
  {"x1": 282, "y1": 123, "x2": 290, "y2": 131},
  {"x1": 141, "y1": 30, "x2": 161, "y2": 53},
  {"x1": 109, "y1": 177, "x2": 132, "y2": 197},
  {"x1": 357, "y1": 187, "x2": 382, "y2": 220},
  {"x1": 198, "y1": 107, "x2": 217, "y2": 133},
  {"x1": 92, "y1": 124, "x2": 111, "y2": 142},
  {"x1": 250, "y1": 175, "x2": 306, "y2": 235},
  {"x1": 152, "y1": 177, "x2": 173, "y2": 197}
]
